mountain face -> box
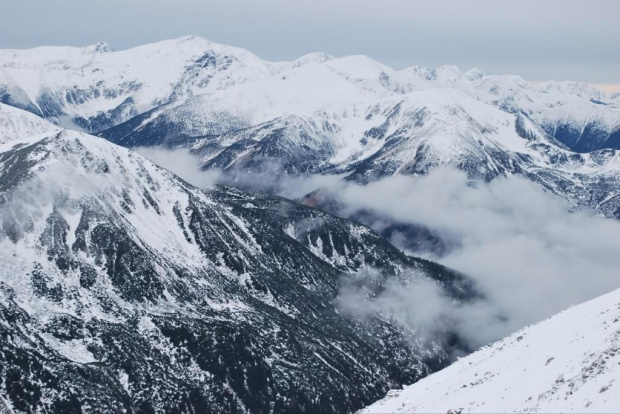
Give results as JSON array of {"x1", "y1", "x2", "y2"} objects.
[
  {"x1": 1, "y1": 38, "x2": 620, "y2": 413},
  {"x1": 0, "y1": 106, "x2": 478, "y2": 413},
  {"x1": 98, "y1": 58, "x2": 620, "y2": 153},
  {"x1": 361, "y1": 288, "x2": 620, "y2": 414},
  {"x1": 84, "y1": 40, "x2": 620, "y2": 220},
  {"x1": 0, "y1": 102, "x2": 61, "y2": 144}
]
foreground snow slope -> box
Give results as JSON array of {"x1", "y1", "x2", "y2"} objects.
[{"x1": 362, "y1": 288, "x2": 620, "y2": 413}]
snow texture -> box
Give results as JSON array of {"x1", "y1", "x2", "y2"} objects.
[{"x1": 362, "y1": 288, "x2": 620, "y2": 413}]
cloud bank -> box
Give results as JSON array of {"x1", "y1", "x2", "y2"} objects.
[
  {"x1": 137, "y1": 148, "x2": 620, "y2": 349},
  {"x1": 322, "y1": 169, "x2": 620, "y2": 347},
  {"x1": 135, "y1": 147, "x2": 221, "y2": 189}
]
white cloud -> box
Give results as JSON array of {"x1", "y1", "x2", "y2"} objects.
[
  {"x1": 127, "y1": 151, "x2": 620, "y2": 349},
  {"x1": 135, "y1": 147, "x2": 221, "y2": 189},
  {"x1": 319, "y1": 168, "x2": 620, "y2": 347}
]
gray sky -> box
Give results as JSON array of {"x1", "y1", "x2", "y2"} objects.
[{"x1": 1, "y1": 0, "x2": 618, "y2": 84}]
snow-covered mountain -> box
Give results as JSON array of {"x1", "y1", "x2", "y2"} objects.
[
  {"x1": 90, "y1": 40, "x2": 620, "y2": 151},
  {"x1": 102, "y1": 86, "x2": 620, "y2": 219},
  {"x1": 0, "y1": 36, "x2": 274, "y2": 132},
  {"x1": 361, "y1": 287, "x2": 620, "y2": 413},
  {"x1": 0, "y1": 104, "x2": 478, "y2": 412},
  {"x1": 19, "y1": 38, "x2": 602, "y2": 219},
  {"x1": 2, "y1": 36, "x2": 619, "y2": 150},
  {"x1": 2, "y1": 37, "x2": 620, "y2": 220},
  {"x1": 2, "y1": 36, "x2": 620, "y2": 413},
  {"x1": 0, "y1": 101, "x2": 61, "y2": 143}
]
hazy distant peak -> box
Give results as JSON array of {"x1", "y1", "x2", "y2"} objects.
[{"x1": 83, "y1": 41, "x2": 114, "y2": 53}]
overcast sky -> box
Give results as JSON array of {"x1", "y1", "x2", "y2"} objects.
[{"x1": 1, "y1": 0, "x2": 618, "y2": 84}]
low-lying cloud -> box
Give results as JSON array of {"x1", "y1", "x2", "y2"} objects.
[
  {"x1": 135, "y1": 147, "x2": 221, "y2": 189},
  {"x1": 138, "y1": 148, "x2": 620, "y2": 350},
  {"x1": 322, "y1": 168, "x2": 620, "y2": 347},
  {"x1": 336, "y1": 267, "x2": 493, "y2": 349}
]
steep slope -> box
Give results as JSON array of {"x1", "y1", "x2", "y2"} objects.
[
  {"x1": 63, "y1": 39, "x2": 617, "y2": 219},
  {"x1": 361, "y1": 287, "x2": 620, "y2": 413},
  {"x1": 0, "y1": 108, "x2": 477, "y2": 413},
  {"x1": 89, "y1": 41, "x2": 620, "y2": 153},
  {"x1": 392, "y1": 70, "x2": 620, "y2": 152},
  {"x1": 98, "y1": 61, "x2": 381, "y2": 148},
  {"x1": 182, "y1": 88, "x2": 539, "y2": 179}
]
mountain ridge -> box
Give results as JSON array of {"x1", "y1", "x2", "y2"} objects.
[{"x1": 2, "y1": 36, "x2": 618, "y2": 146}]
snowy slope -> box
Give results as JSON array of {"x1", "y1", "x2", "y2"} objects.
[
  {"x1": 362, "y1": 288, "x2": 620, "y2": 413},
  {"x1": 3, "y1": 39, "x2": 620, "y2": 217},
  {"x1": 0, "y1": 105, "x2": 478, "y2": 413},
  {"x1": 172, "y1": 87, "x2": 620, "y2": 218},
  {"x1": 9, "y1": 38, "x2": 598, "y2": 218},
  {"x1": 184, "y1": 87, "x2": 542, "y2": 176},
  {"x1": 0, "y1": 102, "x2": 60, "y2": 143},
  {"x1": 97, "y1": 52, "x2": 620, "y2": 152}
]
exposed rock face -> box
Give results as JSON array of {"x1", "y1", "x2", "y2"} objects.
[{"x1": 0, "y1": 125, "x2": 476, "y2": 413}]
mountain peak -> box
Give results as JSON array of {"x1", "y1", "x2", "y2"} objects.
[
  {"x1": 536, "y1": 80, "x2": 606, "y2": 100},
  {"x1": 435, "y1": 65, "x2": 465, "y2": 79},
  {"x1": 172, "y1": 34, "x2": 216, "y2": 47},
  {"x1": 465, "y1": 67, "x2": 485, "y2": 80},
  {"x1": 290, "y1": 51, "x2": 334, "y2": 68},
  {"x1": 0, "y1": 103, "x2": 61, "y2": 145},
  {"x1": 402, "y1": 65, "x2": 465, "y2": 81},
  {"x1": 84, "y1": 41, "x2": 114, "y2": 53}
]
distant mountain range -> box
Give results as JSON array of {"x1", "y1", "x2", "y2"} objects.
[{"x1": 3, "y1": 36, "x2": 618, "y2": 219}]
